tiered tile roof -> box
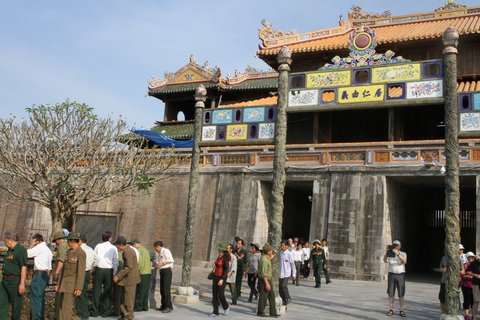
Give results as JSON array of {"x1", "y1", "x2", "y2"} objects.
[{"x1": 257, "y1": 4, "x2": 480, "y2": 56}]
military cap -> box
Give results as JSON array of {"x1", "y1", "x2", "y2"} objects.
[
  {"x1": 262, "y1": 243, "x2": 273, "y2": 252},
  {"x1": 216, "y1": 241, "x2": 228, "y2": 251},
  {"x1": 67, "y1": 231, "x2": 82, "y2": 240},
  {"x1": 114, "y1": 236, "x2": 127, "y2": 245},
  {"x1": 3, "y1": 231, "x2": 18, "y2": 241},
  {"x1": 312, "y1": 239, "x2": 321, "y2": 245},
  {"x1": 52, "y1": 230, "x2": 66, "y2": 241}
]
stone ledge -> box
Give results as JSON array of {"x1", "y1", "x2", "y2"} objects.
[{"x1": 173, "y1": 293, "x2": 200, "y2": 305}]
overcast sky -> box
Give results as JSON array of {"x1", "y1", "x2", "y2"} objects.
[{"x1": 1, "y1": 0, "x2": 477, "y2": 128}]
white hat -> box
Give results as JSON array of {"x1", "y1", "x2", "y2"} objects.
[
  {"x1": 459, "y1": 244, "x2": 465, "y2": 250},
  {"x1": 393, "y1": 240, "x2": 401, "y2": 246},
  {"x1": 466, "y1": 251, "x2": 475, "y2": 258}
]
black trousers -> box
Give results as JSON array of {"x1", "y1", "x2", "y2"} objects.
[
  {"x1": 247, "y1": 273, "x2": 258, "y2": 300},
  {"x1": 159, "y1": 268, "x2": 173, "y2": 309},
  {"x1": 212, "y1": 275, "x2": 229, "y2": 315},
  {"x1": 235, "y1": 263, "x2": 244, "y2": 297},
  {"x1": 279, "y1": 277, "x2": 291, "y2": 305}
]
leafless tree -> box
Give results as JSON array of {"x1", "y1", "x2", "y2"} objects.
[{"x1": 0, "y1": 101, "x2": 175, "y2": 232}]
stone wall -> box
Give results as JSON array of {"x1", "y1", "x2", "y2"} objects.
[{"x1": 1, "y1": 167, "x2": 477, "y2": 281}]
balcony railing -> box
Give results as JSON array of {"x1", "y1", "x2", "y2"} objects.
[{"x1": 169, "y1": 139, "x2": 480, "y2": 168}]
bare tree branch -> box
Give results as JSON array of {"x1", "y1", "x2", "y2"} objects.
[{"x1": 0, "y1": 101, "x2": 176, "y2": 232}]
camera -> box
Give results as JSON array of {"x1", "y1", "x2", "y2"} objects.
[{"x1": 386, "y1": 244, "x2": 396, "y2": 258}]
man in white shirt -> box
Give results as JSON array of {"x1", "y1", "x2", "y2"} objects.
[
  {"x1": 292, "y1": 243, "x2": 303, "y2": 286},
  {"x1": 128, "y1": 241, "x2": 140, "y2": 262},
  {"x1": 76, "y1": 233, "x2": 99, "y2": 319},
  {"x1": 28, "y1": 233, "x2": 52, "y2": 320},
  {"x1": 383, "y1": 240, "x2": 407, "y2": 317},
  {"x1": 321, "y1": 239, "x2": 332, "y2": 284},
  {"x1": 279, "y1": 240, "x2": 296, "y2": 306},
  {"x1": 92, "y1": 231, "x2": 119, "y2": 317},
  {"x1": 302, "y1": 242, "x2": 311, "y2": 278},
  {"x1": 153, "y1": 240, "x2": 174, "y2": 313},
  {"x1": 226, "y1": 244, "x2": 238, "y2": 305}
]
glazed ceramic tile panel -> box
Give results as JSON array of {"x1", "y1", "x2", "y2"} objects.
[
  {"x1": 288, "y1": 90, "x2": 319, "y2": 107},
  {"x1": 474, "y1": 93, "x2": 480, "y2": 110},
  {"x1": 212, "y1": 109, "x2": 233, "y2": 124},
  {"x1": 258, "y1": 123, "x2": 275, "y2": 139},
  {"x1": 406, "y1": 80, "x2": 443, "y2": 99},
  {"x1": 371, "y1": 63, "x2": 421, "y2": 83},
  {"x1": 201, "y1": 105, "x2": 276, "y2": 144},
  {"x1": 306, "y1": 70, "x2": 351, "y2": 88},
  {"x1": 243, "y1": 107, "x2": 265, "y2": 122},
  {"x1": 202, "y1": 126, "x2": 217, "y2": 141},
  {"x1": 226, "y1": 124, "x2": 248, "y2": 140},
  {"x1": 460, "y1": 113, "x2": 480, "y2": 132}
]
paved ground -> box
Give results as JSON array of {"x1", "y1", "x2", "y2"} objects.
[{"x1": 91, "y1": 266, "x2": 443, "y2": 320}]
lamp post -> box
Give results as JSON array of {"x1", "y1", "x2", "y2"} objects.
[
  {"x1": 442, "y1": 26, "x2": 461, "y2": 319},
  {"x1": 180, "y1": 84, "x2": 206, "y2": 293}
]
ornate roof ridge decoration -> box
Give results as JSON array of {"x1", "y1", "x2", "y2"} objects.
[
  {"x1": 348, "y1": 4, "x2": 391, "y2": 21},
  {"x1": 154, "y1": 120, "x2": 195, "y2": 125},
  {"x1": 435, "y1": 0, "x2": 466, "y2": 12},
  {"x1": 258, "y1": 18, "x2": 352, "y2": 49},
  {"x1": 320, "y1": 26, "x2": 410, "y2": 70},
  {"x1": 258, "y1": 5, "x2": 480, "y2": 52},
  {"x1": 148, "y1": 54, "x2": 221, "y2": 90},
  {"x1": 225, "y1": 65, "x2": 278, "y2": 85}
]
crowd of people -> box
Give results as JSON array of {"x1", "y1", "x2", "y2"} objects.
[
  {"x1": 0, "y1": 230, "x2": 335, "y2": 319},
  {"x1": 438, "y1": 243, "x2": 480, "y2": 320},
  {"x1": 0, "y1": 230, "x2": 173, "y2": 320},
  {"x1": 208, "y1": 236, "x2": 332, "y2": 318}
]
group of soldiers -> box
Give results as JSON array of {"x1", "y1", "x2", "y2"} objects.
[{"x1": 0, "y1": 230, "x2": 173, "y2": 320}]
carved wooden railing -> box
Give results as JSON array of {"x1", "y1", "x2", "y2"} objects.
[{"x1": 169, "y1": 139, "x2": 480, "y2": 168}]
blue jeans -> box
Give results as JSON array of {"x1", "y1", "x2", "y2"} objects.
[{"x1": 30, "y1": 272, "x2": 49, "y2": 320}]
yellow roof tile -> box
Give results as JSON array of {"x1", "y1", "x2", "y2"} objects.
[{"x1": 220, "y1": 96, "x2": 278, "y2": 108}]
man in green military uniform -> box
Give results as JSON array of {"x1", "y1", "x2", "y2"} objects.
[
  {"x1": 131, "y1": 239, "x2": 151, "y2": 312},
  {"x1": 57, "y1": 231, "x2": 86, "y2": 320},
  {"x1": 308, "y1": 239, "x2": 326, "y2": 288},
  {"x1": 0, "y1": 231, "x2": 28, "y2": 320},
  {"x1": 256, "y1": 243, "x2": 279, "y2": 318},
  {"x1": 52, "y1": 230, "x2": 69, "y2": 320}
]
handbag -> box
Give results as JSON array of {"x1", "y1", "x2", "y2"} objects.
[{"x1": 207, "y1": 267, "x2": 215, "y2": 280}]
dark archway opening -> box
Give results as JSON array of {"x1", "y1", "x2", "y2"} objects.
[
  {"x1": 282, "y1": 181, "x2": 313, "y2": 243},
  {"x1": 387, "y1": 176, "x2": 476, "y2": 279}
]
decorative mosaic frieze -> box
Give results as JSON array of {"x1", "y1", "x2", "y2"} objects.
[
  {"x1": 226, "y1": 124, "x2": 248, "y2": 140},
  {"x1": 306, "y1": 71, "x2": 351, "y2": 88},
  {"x1": 406, "y1": 80, "x2": 443, "y2": 99},
  {"x1": 202, "y1": 126, "x2": 217, "y2": 141},
  {"x1": 212, "y1": 109, "x2": 233, "y2": 124},
  {"x1": 243, "y1": 107, "x2": 265, "y2": 122},
  {"x1": 392, "y1": 151, "x2": 418, "y2": 161},
  {"x1": 201, "y1": 105, "x2": 277, "y2": 145},
  {"x1": 372, "y1": 64, "x2": 421, "y2": 83},
  {"x1": 288, "y1": 90, "x2": 318, "y2": 107},
  {"x1": 460, "y1": 113, "x2": 480, "y2": 132},
  {"x1": 330, "y1": 152, "x2": 365, "y2": 162},
  {"x1": 259, "y1": 123, "x2": 275, "y2": 139}
]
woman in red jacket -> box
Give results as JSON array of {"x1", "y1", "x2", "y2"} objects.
[{"x1": 210, "y1": 242, "x2": 231, "y2": 317}]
